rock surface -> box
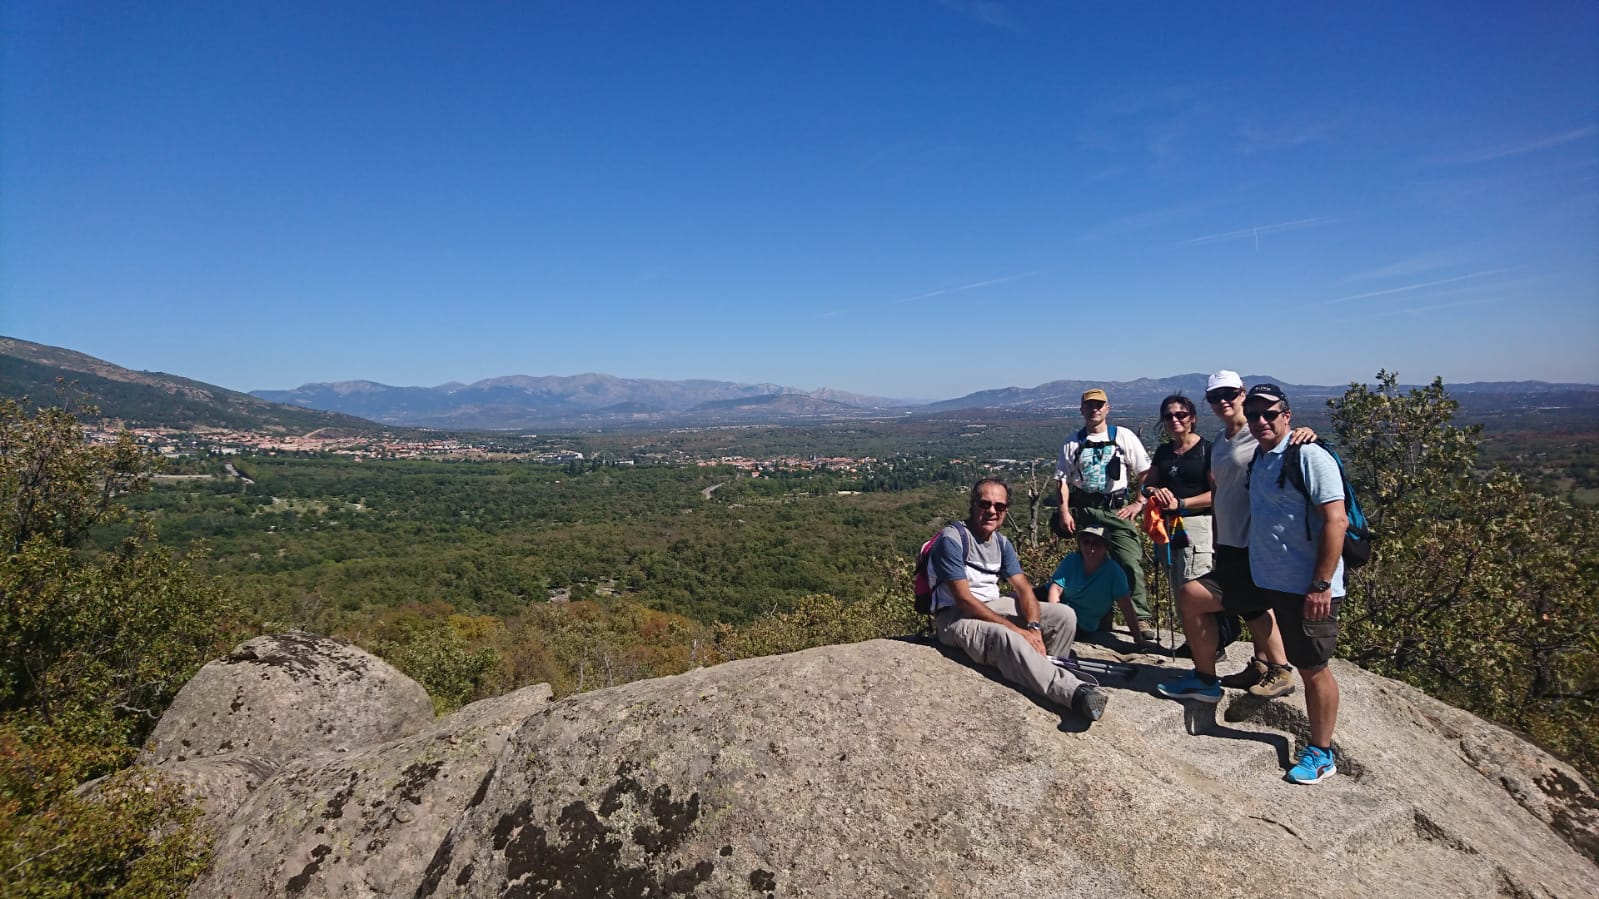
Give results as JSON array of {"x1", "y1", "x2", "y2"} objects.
[
  {"x1": 417, "y1": 639, "x2": 1599, "y2": 898},
  {"x1": 190, "y1": 683, "x2": 552, "y2": 899},
  {"x1": 144, "y1": 632, "x2": 435, "y2": 767},
  {"x1": 134, "y1": 634, "x2": 1597, "y2": 898}
]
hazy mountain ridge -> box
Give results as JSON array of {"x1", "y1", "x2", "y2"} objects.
[
  {"x1": 6, "y1": 336, "x2": 1597, "y2": 432},
  {"x1": 252, "y1": 372, "x2": 912, "y2": 428},
  {"x1": 0, "y1": 337, "x2": 382, "y2": 432}
]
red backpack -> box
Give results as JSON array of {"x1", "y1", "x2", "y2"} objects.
[{"x1": 912, "y1": 522, "x2": 971, "y2": 615}]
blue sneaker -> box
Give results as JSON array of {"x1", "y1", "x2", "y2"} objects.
[
  {"x1": 1287, "y1": 745, "x2": 1338, "y2": 784},
  {"x1": 1155, "y1": 672, "x2": 1222, "y2": 704}
]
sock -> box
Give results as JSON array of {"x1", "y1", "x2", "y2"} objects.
[{"x1": 1196, "y1": 672, "x2": 1219, "y2": 685}]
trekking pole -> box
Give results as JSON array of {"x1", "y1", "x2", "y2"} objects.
[{"x1": 1051, "y1": 654, "x2": 1135, "y2": 680}]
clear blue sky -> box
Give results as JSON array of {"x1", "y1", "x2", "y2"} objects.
[{"x1": 3, "y1": 2, "x2": 1596, "y2": 399}]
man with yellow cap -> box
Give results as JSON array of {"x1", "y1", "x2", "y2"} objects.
[{"x1": 1054, "y1": 387, "x2": 1156, "y2": 644}]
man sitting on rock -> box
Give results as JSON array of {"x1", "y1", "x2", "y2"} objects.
[{"x1": 929, "y1": 477, "x2": 1108, "y2": 722}]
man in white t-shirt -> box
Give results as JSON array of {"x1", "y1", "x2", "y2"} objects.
[{"x1": 1054, "y1": 388, "x2": 1155, "y2": 644}]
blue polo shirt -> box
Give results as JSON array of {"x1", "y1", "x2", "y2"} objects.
[{"x1": 1248, "y1": 439, "x2": 1346, "y2": 597}]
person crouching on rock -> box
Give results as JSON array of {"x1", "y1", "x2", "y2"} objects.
[
  {"x1": 929, "y1": 477, "x2": 1109, "y2": 722},
  {"x1": 1043, "y1": 525, "x2": 1138, "y2": 648}
]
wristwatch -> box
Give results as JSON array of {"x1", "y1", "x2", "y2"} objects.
[
  {"x1": 1309, "y1": 579, "x2": 1332, "y2": 593},
  {"x1": 1025, "y1": 622, "x2": 1042, "y2": 631}
]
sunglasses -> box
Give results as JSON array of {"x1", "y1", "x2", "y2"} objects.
[
  {"x1": 1244, "y1": 407, "x2": 1286, "y2": 423},
  {"x1": 976, "y1": 500, "x2": 1009, "y2": 512},
  {"x1": 1205, "y1": 388, "x2": 1242, "y2": 403},
  {"x1": 1161, "y1": 410, "x2": 1191, "y2": 421},
  {"x1": 1081, "y1": 400, "x2": 1106, "y2": 410},
  {"x1": 1078, "y1": 537, "x2": 1106, "y2": 549}
]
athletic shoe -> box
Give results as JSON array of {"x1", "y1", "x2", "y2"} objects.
[
  {"x1": 1154, "y1": 672, "x2": 1222, "y2": 703},
  {"x1": 1073, "y1": 685, "x2": 1108, "y2": 722},
  {"x1": 1220, "y1": 658, "x2": 1268, "y2": 689},
  {"x1": 1247, "y1": 663, "x2": 1297, "y2": 699},
  {"x1": 1286, "y1": 745, "x2": 1337, "y2": 784}
]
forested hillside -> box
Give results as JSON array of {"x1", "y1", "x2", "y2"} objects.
[{"x1": 3, "y1": 375, "x2": 1596, "y2": 894}]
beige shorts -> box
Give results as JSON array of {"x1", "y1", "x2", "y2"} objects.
[{"x1": 1159, "y1": 513, "x2": 1214, "y2": 592}]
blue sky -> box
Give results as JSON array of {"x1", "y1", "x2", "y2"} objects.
[{"x1": 3, "y1": 2, "x2": 1596, "y2": 400}]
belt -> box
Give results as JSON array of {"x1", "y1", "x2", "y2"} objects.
[{"x1": 1069, "y1": 492, "x2": 1126, "y2": 510}]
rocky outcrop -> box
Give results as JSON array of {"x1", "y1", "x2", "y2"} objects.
[
  {"x1": 190, "y1": 683, "x2": 552, "y2": 898},
  {"x1": 134, "y1": 635, "x2": 1597, "y2": 898},
  {"x1": 144, "y1": 632, "x2": 435, "y2": 768}
]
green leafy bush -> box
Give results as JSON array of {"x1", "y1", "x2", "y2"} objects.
[{"x1": 1, "y1": 397, "x2": 234, "y2": 895}]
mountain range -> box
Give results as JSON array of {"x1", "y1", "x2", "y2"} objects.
[{"x1": 4, "y1": 335, "x2": 1596, "y2": 432}]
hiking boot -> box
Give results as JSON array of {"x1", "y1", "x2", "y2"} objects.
[
  {"x1": 1154, "y1": 672, "x2": 1222, "y2": 704},
  {"x1": 1247, "y1": 663, "x2": 1297, "y2": 699},
  {"x1": 1137, "y1": 625, "x2": 1160, "y2": 647},
  {"x1": 1073, "y1": 685, "x2": 1108, "y2": 722},
  {"x1": 1286, "y1": 745, "x2": 1337, "y2": 784},
  {"x1": 1220, "y1": 658, "x2": 1268, "y2": 689}
]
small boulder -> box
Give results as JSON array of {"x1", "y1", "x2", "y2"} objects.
[{"x1": 142, "y1": 633, "x2": 434, "y2": 768}]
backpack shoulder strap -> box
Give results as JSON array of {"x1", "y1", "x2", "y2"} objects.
[
  {"x1": 1277, "y1": 442, "x2": 1308, "y2": 493},
  {"x1": 950, "y1": 520, "x2": 973, "y2": 557}
]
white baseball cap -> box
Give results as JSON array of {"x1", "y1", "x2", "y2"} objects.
[{"x1": 1206, "y1": 370, "x2": 1244, "y2": 392}]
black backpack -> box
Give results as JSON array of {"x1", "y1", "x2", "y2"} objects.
[{"x1": 1250, "y1": 440, "x2": 1374, "y2": 569}]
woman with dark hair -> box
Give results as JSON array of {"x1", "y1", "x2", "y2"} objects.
[{"x1": 1142, "y1": 394, "x2": 1214, "y2": 605}]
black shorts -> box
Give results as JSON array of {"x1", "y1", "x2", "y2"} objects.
[
  {"x1": 1262, "y1": 589, "x2": 1342, "y2": 669},
  {"x1": 1195, "y1": 545, "x2": 1269, "y2": 618}
]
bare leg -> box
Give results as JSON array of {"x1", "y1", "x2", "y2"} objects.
[
  {"x1": 1301, "y1": 664, "x2": 1340, "y2": 746},
  {"x1": 1176, "y1": 580, "x2": 1223, "y2": 677},
  {"x1": 1244, "y1": 609, "x2": 1290, "y2": 667}
]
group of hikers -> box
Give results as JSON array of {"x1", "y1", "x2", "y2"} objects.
[{"x1": 924, "y1": 371, "x2": 1348, "y2": 786}]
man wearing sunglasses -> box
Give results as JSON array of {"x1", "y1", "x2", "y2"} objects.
[
  {"x1": 1243, "y1": 384, "x2": 1348, "y2": 784},
  {"x1": 929, "y1": 478, "x2": 1109, "y2": 722},
  {"x1": 1054, "y1": 388, "x2": 1156, "y2": 645}
]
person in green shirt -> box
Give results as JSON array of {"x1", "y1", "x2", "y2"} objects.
[{"x1": 1044, "y1": 525, "x2": 1139, "y2": 641}]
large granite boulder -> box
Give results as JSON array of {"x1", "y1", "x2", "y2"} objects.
[
  {"x1": 134, "y1": 635, "x2": 1597, "y2": 898},
  {"x1": 410, "y1": 640, "x2": 1598, "y2": 897}
]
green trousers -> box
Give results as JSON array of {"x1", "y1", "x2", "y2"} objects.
[{"x1": 1072, "y1": 505, "x2": 1150, "y2": 625}]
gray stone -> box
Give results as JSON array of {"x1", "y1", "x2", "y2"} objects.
[
  {"x1": 131, "y1": 634, "x2": 1597, "y2": 898},
  {"x1": 142, "y1": 632, "x2": 434, "y2": 768},
  {"x1": 417, "y1": 640, "x2": 1597, "y2": 899},
  {"x1": 188, "y1": 683, "x2": 552, "y2": 899}
]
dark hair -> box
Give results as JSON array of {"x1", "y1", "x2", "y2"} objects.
[
  {"x1": 969, "y1": 477, "x2": 1010, "y2": 505},
  {"x1": 1158, "y1": 393, "x2": 1197, "y2": 432}
]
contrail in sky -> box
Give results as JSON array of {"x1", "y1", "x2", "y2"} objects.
[
  {"x1": 1322, "y1": 269, "x2": 1508, "y2": 306},
  {"x1": 1183, "y1": 217, "x2": 1334, "y2": 245},
  {"x1": 896, "y1": 270, "x2": 1039, "y2": 303}
]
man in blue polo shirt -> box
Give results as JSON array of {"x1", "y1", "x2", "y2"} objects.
[
  {"x1": 930, "y1": 477, "x2": 1109, "y2": 722},
  {"x1": 1243, "y1": 384, "x2": 1348, "y2": 785}
]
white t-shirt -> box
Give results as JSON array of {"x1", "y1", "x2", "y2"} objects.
[{"x1": 1055, "y1": 426, "x2": 1151, "y2": 494}]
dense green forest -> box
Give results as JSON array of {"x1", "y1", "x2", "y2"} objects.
[{"x1": 3, "y1": 377, "x2": 1596, "y2": 895}]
